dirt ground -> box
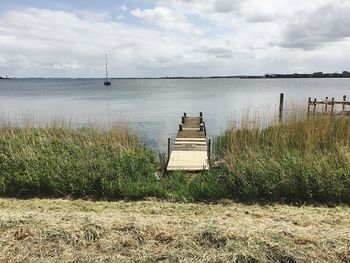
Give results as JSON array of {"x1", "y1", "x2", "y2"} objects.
[{"x1": 0, "y1": 198, "x2": 349, "y2": 262}]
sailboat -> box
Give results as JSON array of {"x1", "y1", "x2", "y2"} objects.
[{"x1": 104, "y1": 53, "x2": 111, "y2": 86}]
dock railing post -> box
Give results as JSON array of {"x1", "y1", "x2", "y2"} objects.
[
  {"x1": 325, "y1": 97, "x2": 328, "y2": 114},
  {"x1": 168, "y1": 138, "x2": 171, "y2": 163},
  {"x1": 181, "y1": 116, "x2": 185, "y2": 123},
  {"x1": 308, "y1": 97, "x2": 311, "y2": 118},
  {"x1": 331, "y1": 98, "x2": 335, "y2": 115},
  {"x1": 279, "y1": 93, "x2": 284, "y2": 123},
  {"x1": 184, "y1": 112, "x2": 187, "y2": 118},
  {"x1": 343, "y1": 95, "x2": 347, "y2": 114},
  {"x1": 208, "y1": 139, "x2": 211, "y2": 164},
  {"x1": 179, "y1": 123, "x2": 183, "y2": 131}
]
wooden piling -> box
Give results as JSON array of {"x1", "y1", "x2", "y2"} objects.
[
  {"x1": 331, "y1": 98, "x2": 335, "y2": 115},
  {"x1": 313, "y1": 98, "x2": 317, "y2": 116},
  {"x1": 168, "y1": 138, "x2": 171, "y2": 162},
  {"x1": 343, "y1": 95, "x2": 347, "y2": 113},
  {"x1": 184, "y1": 112, "x2": 187, "y2": 118},
  {"x1": 279, "y1": 93, "x2": 284, "y2": 122},
  {"x1": 208, "y1": 139, "x2": 211, "y2": 163},
  {"x1": 308, "y1": 97, "x2": 311, "y2": 118},
  {"x1": 179, "y1": 123, "x2": 183, "y2": 131},
  {"x1": 182, "y1": 116, "x2": 185, "y2": 123},
  {"x1": 325, "y1": 97, "x2": 328, "y2": 113}
]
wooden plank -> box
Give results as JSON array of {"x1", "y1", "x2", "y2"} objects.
[{"x1": 167, "y1": 114, "x2": 209, "y2": 171}]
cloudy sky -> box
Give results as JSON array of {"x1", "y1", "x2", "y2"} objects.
[{"x1": 0, "y1": 0, "x2": 350, "y2": 78}]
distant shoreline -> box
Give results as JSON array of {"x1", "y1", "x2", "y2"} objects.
[{"x1": 1, "y1": 71, "x2": 350, "y2": 80}]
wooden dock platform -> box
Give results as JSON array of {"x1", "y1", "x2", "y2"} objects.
[{"x1": 167, "y1": 113, "x2": 210, "y2": 171}]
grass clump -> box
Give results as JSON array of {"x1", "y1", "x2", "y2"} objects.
[
  {"x1": 0, "y1": 125, "x2": 162, "y2": 199},
  {"x1": 215, "y1": 114, "x2": 350, "y2": 204}
]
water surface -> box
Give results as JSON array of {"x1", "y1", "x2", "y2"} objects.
[{"x1": 1, "y1": 78, "x2": 349, "y2": 150}]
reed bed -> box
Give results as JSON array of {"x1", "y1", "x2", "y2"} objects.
[
  {"x1": 0, "y1": 122, "x2": 162, "y2": 199},
  {"x1": 214, "y1": 112, "x2": 350, "y2": 203}
]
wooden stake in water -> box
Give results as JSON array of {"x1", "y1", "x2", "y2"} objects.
[
  {"x1": 279, "y1": 93, "x2": 284, "y2": 123},
  {"x1": 331, "y1": 98, "x2": 335, "y2": 115},
  {"x1": 313, "y1": 98, "x2": 317, "y2": 116},
  {"x1": 308, "y1": 97, "x2": 311, "y2": 118}
]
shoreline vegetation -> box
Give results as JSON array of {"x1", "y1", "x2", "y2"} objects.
[{"x1": 1, "y1": 111, "x2": 350, "y2": 204}]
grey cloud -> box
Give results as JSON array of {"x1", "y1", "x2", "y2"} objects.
[
  {"x1": 212, "y1": 0, "x2": 242, "y2": 13},
  {"x1": 278, "y1": 2, "x2": 350, "y2": 50},
  {"x1": 194, "y1": 47, "x2": 234, "y2": 58}
]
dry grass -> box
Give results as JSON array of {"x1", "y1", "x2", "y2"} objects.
[{"x1": 0, "y1": 198, "x2": 349, "y2": 262}]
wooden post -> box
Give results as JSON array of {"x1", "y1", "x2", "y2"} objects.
[
  {"x1": 331, "y1": 98, "x2": 335, "y2": 115},
  {"x1": 200, "y1": 112, "x2": 203, "y2": 117},
  {"x1": 167, "y1": 138, "x2": 171, "y2": 163},
  {"x1": 279, "y1": 93, "x2": 284, "y2": 123},
  {"x1": 313, "y1": 98, "x2": 317, "y2": 116},
  {"x1": 325, "y1": 97, "x2": 328, "y2": 113},
  {"x1": 179, "y1": 123, "x2": 183, "y2": 131},
  {"x1": 208, "y1": 139, "x2": 211, "y2": 163},
  {"x1": 200, "y1": 123, "x2": 204, "y2": 131},
  {"x1": 343, "y1": 95, "x2": 346, "y2": 113},
  {"x1": 184, "y1": 112, "x2": 187, "y2": 118},
  {"x1": 308, "y1": 97, "x2": 311, "y2": 118},
  {"x1": 181, "y1": 116, "x2": 185, "y2": 123}
]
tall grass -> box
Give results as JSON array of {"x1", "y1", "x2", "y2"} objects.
[
  {"x1": 0, "y1": 123, "x2": 163, "y2": 199},
  {"x1": 214, "y1": 112, "x2": 350, "y2": 204},
  {"x1": 1, "y1": 112, "x2": 350, "y2": 204}
]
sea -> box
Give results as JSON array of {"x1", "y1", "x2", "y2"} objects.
[{"x1": 1, "y1": 78, "x2": 350, "y2": 150}]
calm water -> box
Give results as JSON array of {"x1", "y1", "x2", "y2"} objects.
[{"x1": 1, "y1": 78, "x2": 350, "y2": 150}]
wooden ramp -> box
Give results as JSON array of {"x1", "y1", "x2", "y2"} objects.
[{"x1": 167, "y1": 113, "x2": 209, "y2": 171}]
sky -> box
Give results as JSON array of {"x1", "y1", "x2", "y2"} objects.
[{"x1": 0, "y1": 0, "x2": 350, "y2": 78}]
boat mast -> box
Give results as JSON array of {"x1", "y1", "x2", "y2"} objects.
[{"x1": 105, "y1": 53, "x2": 109, "y2": 81}]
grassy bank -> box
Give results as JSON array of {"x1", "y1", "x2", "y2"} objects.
[
  {"x1": 0, "y1": 126, "x2": 162, "y2": 199},
  {"x1": 214, "y1": 114, "x2": 350, "y2": 204},
  {"x1": 1, "y1": 114, "x2": 350, "y2": 204},
  {"x1": 1, "y1": 198, "x2": 349, "y2": 262}
]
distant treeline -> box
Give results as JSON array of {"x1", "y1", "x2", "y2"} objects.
[{"x1": 263, "y1": 71, "x2": 350, "y2": 79}]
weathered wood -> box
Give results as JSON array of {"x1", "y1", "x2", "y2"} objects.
[
  {"x1": 168, "y1": 138, "x2": 171, "y2": 163},
  {"x1": 308, "y1": 97, "x2": 311, "y2": 117},
  {"x1": 167, "y1": 113, "x2": 209, "y2": 171},
  {"x1": 308, "y1": 95, "x2": 350, "y2": 116},
  {"x1": 279, "y1": 93, "x2": 284, "y2": 122},
  {"x1": 208, "y1": 139, "x2": 211, "y2": 163},
  {"x1": 313, "y1": 98, "x2": 317, "y2": 116},
  {"x1": 331, "y1": 98, "x2": 335, "y2": 114}
]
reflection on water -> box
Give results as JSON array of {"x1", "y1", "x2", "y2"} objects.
[{"x1": 1, "y1": 78, "x2": 350, "y2": 150}]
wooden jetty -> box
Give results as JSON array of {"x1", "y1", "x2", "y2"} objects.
[{"x1": 166, "y1": 112, "x2": 210, "y2": 171}]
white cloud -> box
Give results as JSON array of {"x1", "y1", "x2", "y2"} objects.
[{"x1": 131, "y1": 6, "x2": 201, "y2": 34}]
